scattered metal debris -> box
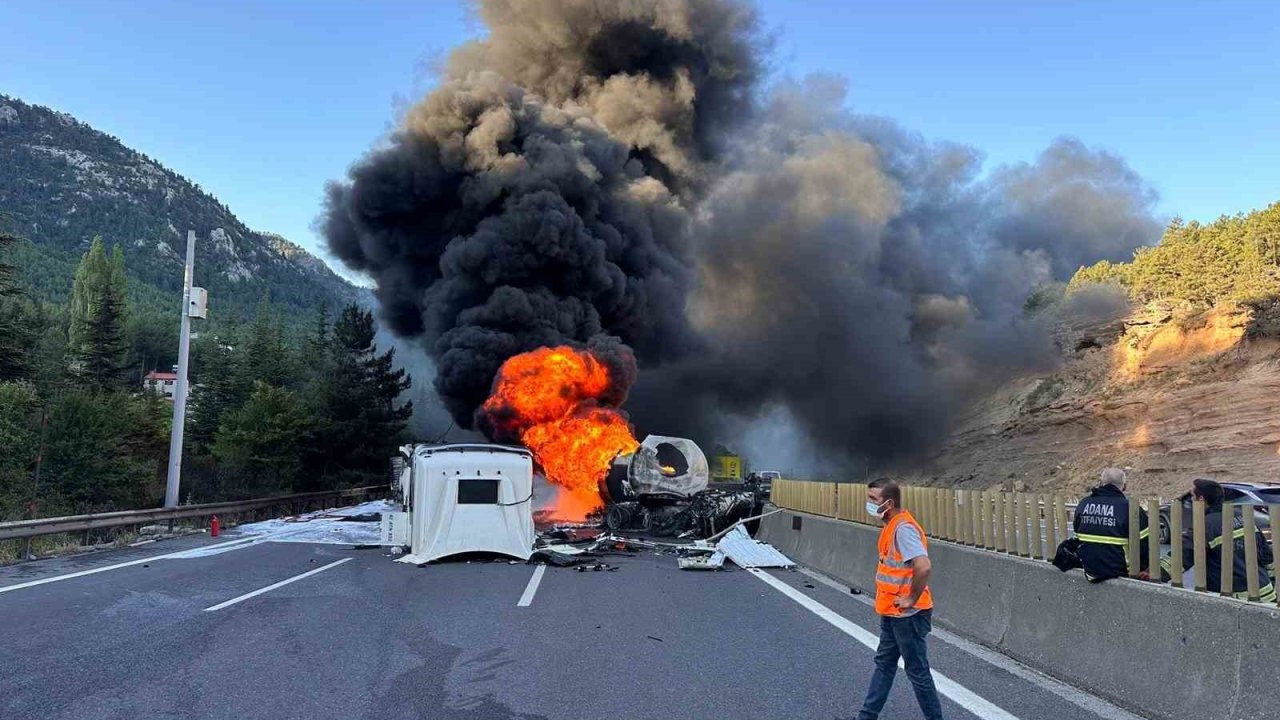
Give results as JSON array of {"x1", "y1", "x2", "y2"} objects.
[
  {"x1": 677, "y1": 547, "x2": 725, "y2": 570},
  {"x1": 716, "y1": 525, "x2": 794, "y2": 569}
]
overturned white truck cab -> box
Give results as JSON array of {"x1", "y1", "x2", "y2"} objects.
[{"x1": 390, "y1": 443, "x2": 536, "y2": 564}]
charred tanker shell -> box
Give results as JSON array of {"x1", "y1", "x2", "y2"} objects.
[{"x1": 601, "y1": 435, "x2": 710, "y2": 503}]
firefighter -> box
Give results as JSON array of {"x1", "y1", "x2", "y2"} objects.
[
  {"x1": 1073, "y1": 468, "x2": 1150, "y2": 582},
  {"x1": 857, "y1": 478, "x2": 944, "y2": 720},
  {"x1": 1160, "y1": 479, "x2": 1276, "y2": 601}
]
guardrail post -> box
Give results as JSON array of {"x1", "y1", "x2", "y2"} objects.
[
  {"x1": 1057, "y1": 496, "x2": 1070, "y2": 543},
  {"x1": 1012, "y1": 493, "x2": 1025, "y2": 556},
  {"x1": 1004, "y1": 492, "x2": 1015, "y2": 554},
  {"x1": 1220, "y1": 505, "x2": 1236, "y2": 598},
  {"x1": 988, "y1": 489, "x2": 998, "y2": 550},
  {"x1": 947, "y1": 489, "x2": 957, "y2": 541},
  {"x1": 1003, "y1": 489, "x2": 1013, "y2": 550},
  {"x1": 944, "y1": 489, "x2": 951, "y2": 539},
  {"x1": 1046, "y1": 495, "x2": 1058, "y2": 554},
  {"x1": 970, "y1": 490, "x2": 980, "y2": 546},
  {"x1": 1193, "y1": 498, "x2": 1207, "y2": 592},
  {"x1": 1169, "y1": 499, "x2": 1184, "y2": 587},
  {"x1": 1032, "y1": 494, "x2": 1045, "y2": 560},
  {"x1": 1243, "y1": 506, "x2": 1260, "y2": 602},
  {"x1": 1146, "y1": 497, "x2": 1160, "y2": 582},
  {"x1": 980, "y1": 491, "x2": 990, "y2": 549},
  {"x1": 1271, "y1": 504, "x2": 1280, "y2": 607},
  {"x1": 1127, "y1": 497, "x2": 1141, "y2": 579}
]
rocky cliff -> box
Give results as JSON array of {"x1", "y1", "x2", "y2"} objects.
[{"x1": 907, "y1": 300, "x2": 1280, "y2": 497}]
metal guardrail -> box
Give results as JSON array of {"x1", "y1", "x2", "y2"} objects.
[
  {"x1": 773, "y1": 478, "x2": 1280, "y2": 607},
  {"x1": 0, "y1": 485, "x2": 385, "y2": 542}
]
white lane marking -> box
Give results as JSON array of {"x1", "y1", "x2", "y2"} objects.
[
  {"x1": 795, "y1": 567, "x2": 1144, "y2": 720},
  {"x1": 749, "y1": 568, "x2": 1020, "y2": 720},
  {"x1": 0, "y1": 534, "x2": 269, "y2": 595},
  {"x1": 203, "y1": 558, "x2": 352, "y2": 612},
  {"x1": 517, "y1": 564, "x2": 546, "y2": 607}
]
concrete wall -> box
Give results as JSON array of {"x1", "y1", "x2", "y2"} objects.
[{"x1": 760, "y1": 510, "x2": 1280, "y2": 720}]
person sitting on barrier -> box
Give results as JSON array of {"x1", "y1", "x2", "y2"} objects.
[
  {"x1": 1160, "y1": 478, "x2": 1276, "y2": 602},
  {"x1": 1073, "y1": 468, "x2": 1150, "y2": 583}
]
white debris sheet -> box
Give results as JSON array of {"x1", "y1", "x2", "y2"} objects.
[{"x1": 716, "y1": 525, "x2": 794, "y2": 568}]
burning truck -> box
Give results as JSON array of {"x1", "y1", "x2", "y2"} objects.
[
  {"x1": 388, "y1": 345, "x2": 762, "y2": 547},
  {"x1": 475, "y1": 345, "x2": 763, "y2": 536},
  {"x1": 599, "y1": 435, "x2": 760, "y2": 537}
]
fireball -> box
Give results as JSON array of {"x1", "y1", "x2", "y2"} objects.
[{"x1": 479, "y1": 346, "x2": 638, "y2": 520}]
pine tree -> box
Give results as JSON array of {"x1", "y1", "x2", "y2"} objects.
[
  {"x1": 81, "y1": 287, "x2": 127, "y2": 387},
  {"x1": 67, "y1": 238, "x2": 129, "y2": 389},
  {"x1": 307, "y1": 305, "x2": 411, "y2": 487},
  {"x1": 241, "y1": 299, "x2": 292, "y2": 390},
  {"x1": 0, "y1": 230, "x2": 31, "y2": 381},
  {"x1": 212, "y1": 381, "x2": 312, "y2": 495},
  {"x1": 189, "y1": 332, "x2": 239, "y2": 451}
]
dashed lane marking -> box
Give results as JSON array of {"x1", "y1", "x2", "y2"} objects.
[
  {"x1": 517, "y1": 564, "x2": 546, "y2": 607},
  {"x1": 203, "y1": 558, "x2": 352, "y2": 612}
]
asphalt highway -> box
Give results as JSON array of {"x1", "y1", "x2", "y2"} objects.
[{"x1": 0, "y1": 526, "x2": 1147, "y2": 720}]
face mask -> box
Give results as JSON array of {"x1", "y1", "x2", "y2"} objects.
[{"x1": 866, "y1": 500, "x2": 888, "y2": 517}]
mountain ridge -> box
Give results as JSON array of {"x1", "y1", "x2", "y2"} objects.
[{"x1": 0, "y1": 94, "x2": 354, "y2": 323}]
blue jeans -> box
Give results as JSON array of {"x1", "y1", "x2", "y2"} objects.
[{"x1": 857, "y1": 610, "x2": 944, "y2": 720}]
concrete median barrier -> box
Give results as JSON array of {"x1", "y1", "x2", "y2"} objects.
[{"x1": 760, "y1": 509, "x2": 1280, "y2": 720}]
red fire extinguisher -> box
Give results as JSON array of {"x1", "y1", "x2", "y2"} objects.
[{"x1": 210, "y1": 515, "x2": 220, "y2": 538}]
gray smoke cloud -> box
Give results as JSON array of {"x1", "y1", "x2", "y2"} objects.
[
  {"x1": 324, "y1": 2, "x2": 1160, "y2": 470},
  {"x1": 628, "y1": 76, "x2": 1159, "y2": 469}
]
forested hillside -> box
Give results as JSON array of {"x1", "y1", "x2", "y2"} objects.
[
  {"x1": 0, "y1": 95, "x2": 354, "y2": 328},
  {"x1": 0, "y1": 230, "x2": 411, "y2": 529},
  {"x1": 0, "y1": 96, "x2": 416, "y2": 537}
]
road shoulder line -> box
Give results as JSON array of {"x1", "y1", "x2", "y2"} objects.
[
  {"x1": 749, "y1": 568, "x2": 1021, "y2": 720},
  {"x1": 794, "y1": 567, "x2": 1144, "y2": 720}
]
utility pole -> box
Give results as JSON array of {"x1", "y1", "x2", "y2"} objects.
[{"x1": 164, "y1": 230, "x2": 206, "y2": 507}]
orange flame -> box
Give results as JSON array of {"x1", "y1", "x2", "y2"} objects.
[{"x1": 480, "y1": 346, "x2": 638, "y2": 521}]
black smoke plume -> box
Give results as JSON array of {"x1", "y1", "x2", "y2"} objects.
[
  {"x1": 325, "y1": 2, "x2": 1160, "y2": 470},
  {"x1": 324, "y1": 0, "x2": 758, "y2": 425}
]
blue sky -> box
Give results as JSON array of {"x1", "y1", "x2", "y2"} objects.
[{"x1": 2, "y1": 1, "x2": 1276, "y2": 271}]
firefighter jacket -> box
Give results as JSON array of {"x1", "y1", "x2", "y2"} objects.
[
  {"x1": 1072, "y1": 484, "x2": 1149, "y2": 582},
  {"x1": 1161, "y1": 503, "x2": 1275, "y2": 598}
]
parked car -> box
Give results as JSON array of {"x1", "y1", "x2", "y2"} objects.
[
  {"x1": 745, "y1": 470, "x2": 781, "y2": 499},
  {"x1": 1158, "y1": 482, "x2": 1280, "y2": 544}
]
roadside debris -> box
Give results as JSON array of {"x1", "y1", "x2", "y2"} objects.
[
  {"x1": 716, "y1": 525, "x2": 794, "y2": 569},
  {"x1": 530, "y1": 504, "x2": 793, "y2": 573},
  {"x1": 676, "y1": 546, "x2": 725, "y2": 570}
]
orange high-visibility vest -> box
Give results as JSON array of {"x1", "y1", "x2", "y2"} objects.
[{"x1": 874, "y1": 510, "x2": 934, "y2": 617}]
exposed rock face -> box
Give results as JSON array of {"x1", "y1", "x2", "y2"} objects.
[{"x1": 908, "y1": 302, "x2": 1280, "y2": 498}]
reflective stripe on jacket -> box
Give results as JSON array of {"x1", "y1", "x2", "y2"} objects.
[
  {"x1": 1072, "y1": 484, "x2": 1149, "y2": 582},
  {"x1": 874, "y1": 510, "x2": 934, "y2": 617}
]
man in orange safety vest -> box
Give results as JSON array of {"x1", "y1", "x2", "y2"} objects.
[{"x1": 857, "y1": 478, "x2": 944, "y2": 720}]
